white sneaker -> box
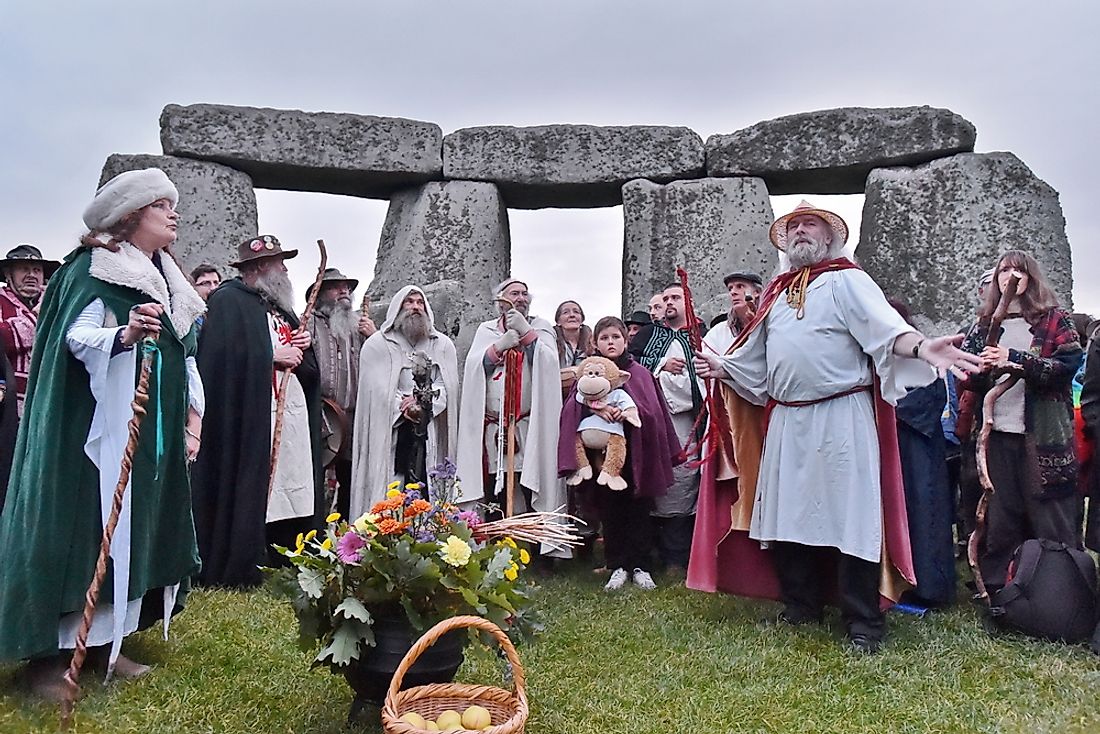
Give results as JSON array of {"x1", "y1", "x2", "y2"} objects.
[
  {"x1": 605, "y1": 568, "x2": 629, "y2": 591},
  {"x1": 632, "y1": 569, "x2": 656, "y2": 590}
]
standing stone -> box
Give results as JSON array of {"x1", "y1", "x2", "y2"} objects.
[
  {"x1": 99, "y1": 153, "x2": 257, "y2": 275},
  {"x1": 622, "y1": 178, "x2": 776, "y2": 326},
  {"x1": 859, "y1": 152, "x2": 1073, "y2": 335},
  {"x1": 160, "y1": 103, "x2": 442, "y2": 198},
  {"x1": 444, "y1": 125, "x2": 704, "y2": 208},
  {"x1": 368, "y1": 181, "x2": 510, "y2": 357},
  {"x1": 707, "y1": 106, "x2": 976, "y2": 195}
]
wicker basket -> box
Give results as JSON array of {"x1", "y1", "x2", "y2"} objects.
[{"x1": 380, "y1": 615, "x2": 528, "y2": 734}]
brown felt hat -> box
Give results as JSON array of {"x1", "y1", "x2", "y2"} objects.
[{"x1": 229, "y1": 234, "x2": 298, "y2": 268}]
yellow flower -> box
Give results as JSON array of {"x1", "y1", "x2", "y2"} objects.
[
  {"x1": 504, "y1": 562, "x2": 519, "y2": 581},
  {"x1": 387, "y1": 480, "x2": 401, "y2": 490},
  {"x1": 353, "y1": 513, "x2": 380, "y2": 534},
  {"x1": 295, "y1": 532, "x2": 305, "y2": 552},
  {"x1": 405, "y1": 482, "x2": 421, "y2": 491},
  {"x1": 320, "y1": 537, "x2": 333, "y2": 551},
  {"x1": 519, "y1": 548, "x2": 531, "y2": 565},
  {"x1": 304, "y1": 529, "x2": 318, "y2": 543},
  {"x1": 439, "y1": 536, "x2": 472, "y2": 567},
  {"x1": 502, "y1": 537, "x2": 517, "y2": 549},
  {"x1": 386, "y1": 488, "x2": 402, "y2": 499},
  {"x1": 326, "y1": 512, "x2": 341, "y2": 523}
]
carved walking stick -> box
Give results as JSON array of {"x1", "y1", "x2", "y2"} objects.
[
  {"x1": 268, "y1": 239, "x2": 328, "y2": 503},
  {"x1": 967, "y1": 274, "x2": 1021, "y2": 603},
  {"x1": 60, "y1": 337, "x2": 159, "y2": 729},
  {"x1": 492, "y1": 293, "x2": 523, "y2": 517}
]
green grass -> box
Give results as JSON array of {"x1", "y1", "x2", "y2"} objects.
[{"x1": 2, "y1": 563, "x2": 1099, "y2": 733}]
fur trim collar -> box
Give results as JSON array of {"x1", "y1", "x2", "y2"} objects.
[{"x1": 89, "y1": 243, "x2": 206, "y2": 337}]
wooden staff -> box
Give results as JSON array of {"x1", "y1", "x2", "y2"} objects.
[
  {"x1": 60, "y1": 337, "x2": 158, "y2": 729},
  {"x1": 268, "y1": 239, "x2": 328, "y2": 503},
  {"x1": 967, "y1": 273, "x2": 1021, "y2": 603},
  {"x1": 494, "y1": 294, "x2": 520, "y2": 517}
]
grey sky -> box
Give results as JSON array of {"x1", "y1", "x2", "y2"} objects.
[{"x1": 2, "y1": 1, "x2": 1096, "y2": 322}]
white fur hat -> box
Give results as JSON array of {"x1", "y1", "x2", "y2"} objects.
[{"x1": 82, "y1": 168, "x2": 179, "y2": 231}]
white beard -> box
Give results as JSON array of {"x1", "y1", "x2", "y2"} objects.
[
  {"x1": 255, "y1": 268, "x2": 296, "y2": 314},
  {"x1": 787, "y1": 237, "x2": 830, "y2": 269},
  {"x1": 321, "y1": 298, "x2": 357, "y2": 340},
  {"x1": 396, "y1": 309, "x2": 429, "y2": 345}
]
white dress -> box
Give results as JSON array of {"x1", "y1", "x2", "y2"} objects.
[{"x1": 717, "y1": 270, "x2": 933, "y2": 562}]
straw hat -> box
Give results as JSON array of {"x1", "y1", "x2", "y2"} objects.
[{"x1": 768, "y1": 200, "x2": 849, "y2": 251}]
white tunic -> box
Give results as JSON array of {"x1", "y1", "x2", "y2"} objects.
[{"x1": 717, "y1": 270, "x2": 932, "y2": 562}]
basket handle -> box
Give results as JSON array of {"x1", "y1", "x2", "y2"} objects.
[{"x1": 384, "y1": 615, "x2": 527, "y2": 706}]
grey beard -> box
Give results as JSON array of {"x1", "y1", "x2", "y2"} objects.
[
  {"x1": 254, "y1": 269, "x2": 296, "y2": 315},
  {"x1": 787, "y1": 238, "x2": 829, "y2": 269},
  {"x1": 323, "y1": 300, "x2": 357, "y2": 340},
  {"x1": 395, "y1": 309, "x2": 429, "y2": 344}
]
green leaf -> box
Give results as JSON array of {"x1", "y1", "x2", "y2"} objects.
[
  {"x1": 482, "y1": 547, "x2": 512, "y2": 587},
  {"x1": 297, "y1": 568, "x2": 325, "y2": 599},
  {"x1": 315, "y1": 621, "x2": 370, "y2": 666},
  {"x1": 335, "y1": 597, "x2": 372, "y2": 623}
]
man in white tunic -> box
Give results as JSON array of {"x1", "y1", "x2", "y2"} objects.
[
  {"x1": 694, "y1": 201, "x2": 981, "y2": 653},
  {"x1": 351, "y1": 285, "x2": 458, "y2": 515},
  {"x1": 456, "y1": 278, "x2": 563, "y2": 528}
]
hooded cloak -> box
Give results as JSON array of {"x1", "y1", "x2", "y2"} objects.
[{"x1": 350, "y1": 285, "x2": 459, "y2": 515}]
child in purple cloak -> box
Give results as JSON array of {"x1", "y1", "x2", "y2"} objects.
[{"x1": 559, "y1": 316, "x2": 683, "y2": 590}]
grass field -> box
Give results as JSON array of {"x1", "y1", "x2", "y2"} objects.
[{"x1": 2, "y1": 563, "x2": 1098, "y2": 734}]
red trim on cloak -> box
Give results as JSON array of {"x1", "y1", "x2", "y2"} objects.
[{"x1": 686, "y1": 258, "x2": 916, "y2": 610}]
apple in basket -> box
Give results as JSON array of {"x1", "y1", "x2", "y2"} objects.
[
  {"x1": 462, "y1": 705, "x2": 493, "y2": 729},
  {"x1": 435, "y1": 710, "x2": 463, "y2": 730}
]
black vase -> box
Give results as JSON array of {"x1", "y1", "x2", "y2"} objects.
[{"x1": 342, "y1": 616, "x2": 465, "y2": 717}]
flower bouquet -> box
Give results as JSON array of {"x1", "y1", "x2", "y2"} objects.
[{"x1": 267, "y1": 460, "x2": 578, "y2": 680}]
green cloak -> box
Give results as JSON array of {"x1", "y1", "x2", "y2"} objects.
[{"x1": 0, "y1": 246, "x2": 200, "y2": 661}]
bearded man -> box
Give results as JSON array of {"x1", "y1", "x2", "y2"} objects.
[
  {"x1": 456, "y1": 278, "x2": 564, "y2": 528},
  {"x1": 690, "y1": 201, "x2": 982, "y2": 653},
  {"x1": 628, "y1": 282, "x2": 706, "y2": 572},
  {"x1": 190, "y1": 235, "x2": 322, "y2": 589},
  {"x1": 305, "y1": 268, "x2": 374, "y2": 518},
  {"x1": 0, "y1": 244, "x2": 61, "y2": 414},
  {"x1": 351, "y1": 286, "x2": 458, "y2": 514}
]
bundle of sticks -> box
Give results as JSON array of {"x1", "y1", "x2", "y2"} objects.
[{"x1": 473, "y1": 510, "x2": 585, "y2": 550}]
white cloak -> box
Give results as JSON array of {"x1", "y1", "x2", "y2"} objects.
[
  {"x1": 455, "y1": 315, "x2": 563, "y2": 512},
  {"x1": 717, "y1": 269, "x2": 934, "y2": 561},
  {"x1": 350, "y1": 286, "x2": 459, "y2": 516}
]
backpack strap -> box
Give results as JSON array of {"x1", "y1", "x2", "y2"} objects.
[
  {"x1": 1065, "y1": 544, "x2": 1099, "y2": 592},
  {"x1": 992, "y1": 540, "x2": 1044, "y2": 607}
]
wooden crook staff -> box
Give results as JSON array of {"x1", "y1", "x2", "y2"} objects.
[
  {"x1": 60, "y1": 337, "x2": 158, "y2": 729},
  {"x1": 268, "y1": 239, "x2": 328, "y2": 503},
  {"x1": 967, "y1": 273, "x2": 1021, "y2": 603}
]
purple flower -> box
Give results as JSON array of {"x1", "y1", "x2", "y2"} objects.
[
  {"x1": 428, "y1": 458, "x2": 457, "y2": 481},
  {"x1": 415, "y1": 528, "x2": 437, "y2": 543},
  {"x1": 456, "y1": 510, "x2": 482, "y2": 529},
  {"x1": 336, "y1": 532, "x2": 366, "y2": 563}
]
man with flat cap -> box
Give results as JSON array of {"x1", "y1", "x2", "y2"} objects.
[
  {"x1": 304, "y1": 267, "x2": 375, "y2": 518},
  {"x1": 0, "y1": 244, "x2": 61, "y2": 414},
  {"x1": 456, "y1": 278, "x2": 565, "y2": 535},
  {"x1": 703, "y1": 271, "x2": 763, "y2": 358},
  {"x1": 191, "y1": 235, "x2": 323, "y2": 589}
]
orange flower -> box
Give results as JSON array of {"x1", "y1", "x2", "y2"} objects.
[
  {"x1": 377, "y1": 518, "x2": 410, "y2": 535},
  {"x1": 405, "y1": 499, "x2": 432, "y2": 517},
  {"x1": 370, "y1": 497, "x2": 403, "y2": 514}
]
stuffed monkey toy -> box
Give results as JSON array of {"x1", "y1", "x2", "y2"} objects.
[{"x1": 567, "y1": 356, "x2": 642, "y2": 490}]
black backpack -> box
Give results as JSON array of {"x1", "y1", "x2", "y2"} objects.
[{"x1": 988, "y1": 538, "x2": 1099, "y2": 644}]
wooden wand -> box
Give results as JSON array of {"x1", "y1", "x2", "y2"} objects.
[
  {"x1": 967, "y1": 273, "x2": 1021, "y2": 603},
  {"x1": 60, "y1": 337, "x2": 159, "y2": 728}
]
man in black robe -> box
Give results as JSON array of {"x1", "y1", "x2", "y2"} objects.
[{"x1": 190, "y1": 235, "x2": 323, "y2": 589}]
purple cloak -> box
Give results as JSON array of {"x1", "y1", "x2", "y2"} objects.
[{"x1": 558, "y1": 357, "x2": 683, "y2": 497}]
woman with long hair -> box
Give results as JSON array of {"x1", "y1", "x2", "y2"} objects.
[
  {"x1": 554, "y1": 300, "x2": 593, "y2": 370},
  {"x1": 960, "y1": 249, "x2": 1082, "y2": 592}
]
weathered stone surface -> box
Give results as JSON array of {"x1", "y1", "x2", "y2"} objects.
[
  {"x1": 160, "y1": 103, "x2": 442, "y2": 198},
  {"x1": 444, "y1": 125, "x2": 704, "y2": 208},
  {"x1": 622, "y1": 178, "x2": 776, "y2": 326},
  {"x1": 367, "y1": 181, "x2": 510, "y2": 358},
  {"x1": 707, "y1": 106, "x2": 976, "y2": 194},
  {"x1": 859, "y1": 152, "x2": 1073, "y2": 336},
  {"x1": 99, "y1": 153, "x2": 257, "y2": 275}
]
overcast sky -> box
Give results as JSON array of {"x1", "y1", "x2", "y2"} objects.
[{"x1": 2, "y1": 1, "x2": 1096, "y2": 323}]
